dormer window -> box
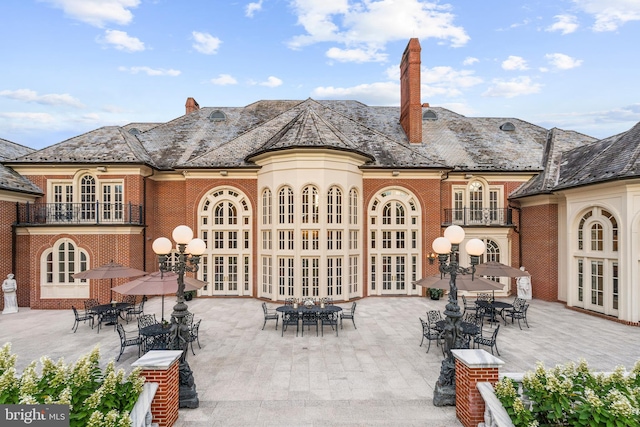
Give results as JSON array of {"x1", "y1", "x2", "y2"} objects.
[
  {"x1": 422, "y1": 110, "x2": 437, "y2": 120},
  {"x1": 500, "y1": 122, "x2": 515, "y2": 131},
  {"x1": 209, "y1": 110, "x2": 226, "y2": 122},
  {"x1": 128, "y1": 128, "x2": 141, "y2": 135}
]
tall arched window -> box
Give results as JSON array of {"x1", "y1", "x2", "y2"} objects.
[
  {"x1": 327, "y1": 186, "x2": 342, "y2": 224},
  {"x1": 349, "y1": 188, "x2": 358, "y2": 225},
  {"x1": 369, "y1": 189, "x2": 421, "y2": 296},
  {"x1": 262, "y1": 189, "x2": 272, "y2": 225},
  {"x1": 574, "y1": 207, "x2": 619, "y2": 316},
  {"x1": 279, "y1": 187, "x2": 294, "y2": 224},
  {"x1": 452, "y1": 179, "x2": 503, "y2": 225},
  {"x1": 80, "y1": 175, "x2": 96, "y2": 220},
  {"x1": 302, "y1": 185, "x2": 319, "y2": 224},
  {"x1": 199, "y1": 188, "x2": 252, "y2": 297}
]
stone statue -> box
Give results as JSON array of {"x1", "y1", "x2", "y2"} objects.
[
  {"x1": 516, "y1": 267, "x2": 532, "y2": 300},
  {"x1": 2, "y1": 274, "x2": 19, "y2": 314}
]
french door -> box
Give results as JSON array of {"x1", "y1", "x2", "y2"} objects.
[
  {"x1": 381, "y1": 255, "x2": 406, "y2": 294},
  {"x1": 211, "y1": 255, "x2": 238, "y2": 295}
]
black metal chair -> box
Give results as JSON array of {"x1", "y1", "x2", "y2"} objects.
[
  {"x1": 340, "y1": 302, "x2": 357, "y2": 329},
  {"x1": 320, "y1": 311, "x2": 338, "y2": 336},
  {"x1": 138, "y1": 314, "x2": 158, "y2": 329},
  {"x1": 261, "y1": 302, "x2": 279, "y2": 330},
  {"x1": 83, "y1": 299, "x2": 99, "y2": 322},
  {"x1": 126, "y1": 299, "x2": 145, "y2": 323},
  {"x1": 473, "y1": 324, "x2": 501, "y2": 355},
  {"x1": 461, "y1": 295, "x2": 477, "y2": 313},
  {"x1": 505, "y1": 299, "x2": 530, "y2": 329},
  {"x1": 71, "y1": 305, "x2": 94, "y2": 332},
  {"x1": 116, "y1": 323, "x2": 142, "y2": 361},
  {"x1": 301, "y1": 311, "x2": 318, "y2": 336},
  {"x1": 187, "y1": 319, "x2": 202, "y2": 355},
  {"x1": 419, "y1": 317, "x2": 440, "y2": 353},
  {"x1": 96, "y1": 309, "x2": 119, "y2": 333},
  {"x1": 281, "y1": 312, "x2": 299, "y2": 336}
]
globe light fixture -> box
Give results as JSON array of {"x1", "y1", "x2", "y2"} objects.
[
  {"x1": 152, "y1": 225, "x2": 205, "y2": 408},
  {"x1": 432, "y1": 225, "x2": 486, "y2": 407}
]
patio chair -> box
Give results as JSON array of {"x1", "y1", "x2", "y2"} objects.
[
  {"x1": 84, "y1": 298, "x2": 99, "y2": 318},
  {"x1": 473, "y1": 324, "x2": 501, "y2": 356},
  {"x1": 126, "y1": 299, "x2": 145, "y2": 323},
  {"x1": 261, "y1": 302, "x2": 279, "y2": 330},
  {"x1": 505, "y1": 299, "x2": 530, "y2": 329},
  {"x1": 96, "y1": 309, "x2": 119, "y2": 333},
  {"x1": 121, "y1": 295, "x2": 137, "y2": 305},
  {"x1": 476, "y1": 293, "x2": 493, "y2": 303},
  {"x1": 284, "y1": 298, "x2": 294, "y2": 306},
  {"x1": 461, "y1": 295, "x2": 477, "y2": 313},
  {"x1": 340, "y1": 302, "x2": 357, "y2": 329},
  {"x1": 138, "y1": 314, "x2": 158, "y2": 329},
  {"x1": 320, "y1": 311, "x2": 338, "y2": 337},
  {"x1": 187, "y1": 319, "x2": 202, "y2": 355},
  {"x1": 71, "y1": 306, "x2": 94, "y2": 332},
  {"x1": 301, "y1": 311, "x2": 318, "y2": 337},
  {"x1": 281, "y1": 312, "x2": 299, "y2": 336},
  {"x1": 427, "y1": 310, "x2": 443, "y2": 337},
  {"x1": 419, "y1": 317, "x2": 440, "y2": 353},
  {"x1": 116, "y1": 323, "x2": 142, "y2": 361}
]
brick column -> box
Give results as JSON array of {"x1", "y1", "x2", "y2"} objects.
[
  {"x1": 132, "y1": 350, "x2": 183, "y2": 427},
  {"x1": 451, "y1": 349, "x2": 504, "y2": 427}
]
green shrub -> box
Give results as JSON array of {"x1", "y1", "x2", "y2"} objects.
[
  {"x1": 0, "y1": 343, "x2": 145, "y2": 427},
  {"x1": 494, "y1": 359, "x2": 640, "y2": 427}
]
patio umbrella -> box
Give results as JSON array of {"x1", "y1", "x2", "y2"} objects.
[
  {"x1": 72, "y1": 260, "x2": 147, "y2": 301},
  {"x1": 474, "y1": 261, "x2": 530, "y2": 299},
  {"x1": 474, "y1": 261, "x2": 530, "y2": 278},
  {"x1": 413, "y1": 273, "x2": 503, "y2": 292},
  {"x1": 111, "y1": 271, "x2": 207, "y2": 321}
]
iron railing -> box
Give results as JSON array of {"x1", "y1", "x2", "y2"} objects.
[
  {"x1": 15, "y1": 202, "x2": 144, "y2": 225},
  {"x1": 443, "y1": 208, "x2": 513, "y2": 227}
]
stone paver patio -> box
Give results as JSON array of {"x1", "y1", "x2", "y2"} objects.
[{"x1": 1, "y1": 296, "x2": 639, "y2": 426}]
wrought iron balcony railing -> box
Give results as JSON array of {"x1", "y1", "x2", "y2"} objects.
[
  {"x1": 15, "y1": 202, "x2": 144, "y2": 225},
  {"x1": 443, "y1": 207, "x2": 513, "y2": 227}
]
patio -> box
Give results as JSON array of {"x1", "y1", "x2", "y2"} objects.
[{"x1": 1, "y1": 296, "x2": 639, "y2": 426}]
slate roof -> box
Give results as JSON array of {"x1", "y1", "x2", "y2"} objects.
[
  {"x1": 511, "y1": 123, "x2": 638, "y2": 198},
  {"x1": 0, "y1": 138, "x2": 42, "y2": 195},
  {"x1": 5, "y1": 98, "x2": 597, "y2": 181}
]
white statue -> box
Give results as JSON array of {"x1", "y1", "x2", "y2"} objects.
[
  {"x1": 2, "y1": 274, "x2": 19, "y2": 314},
  {"x1": 516, "y1": 267, "x2": 532, "y2": 300}
]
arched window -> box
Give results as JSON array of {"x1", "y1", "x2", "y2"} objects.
[
  {"x1": 262, "y1": 189, "x2": 272, "y2": 225},
  {"x1": 469, "y1": 182, "x2": 483, "y2": 221},
  {"x1": 80, "y1": 175, "x2": 96, "y2": 220},
  {"x1": 302, "y1": 185, "x2": 319, "y2": 224},
  {"x1": 327, "y1": 186, "x2": 342, "y2": 224},
  {"x1": 279, "y1": 187, "x2": 294, "y2": 224},
  {"x1": 349, "y1": 188, "x2": 358, "y2": 225},
  {"x1": 574, "y1": 207, "x2": 619, "y2": 316},
  {"x1": 369, "y1": 189, "x2": 420, "y2": 296}
]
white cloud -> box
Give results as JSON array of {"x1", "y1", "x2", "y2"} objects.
[
  {"x1": 118, "y1": 66, "x2": 181, "y2": 76},
  {"x1": 502, "y1": 56, "x2": 528, "y2": 71},
  {"x1": 463, "y1": 57, "x2": 479, "y2": 66},
  {"x1": 0, "y1": 89, "x2": 85, "y2": 108},
  {"x1": 192, "y1": 31, "x2": 222, "y2": 54},
  {"x1": 573, "y1": 0, "x2": 640, "y2": 31},
  {"x1": 545, "y1": 53, "x2": 583, "y2": 70},
  {"x1": 245, "y1": 0, "x2": 263, "y2": 17},
  {"x1": 210, "y1": 74, "x2": 238, "y2": 85},
  {"x1": 101, "y1": 29, "x2": 145, "y2": 52},
  {"x1": 260, "y1": 76, "x2": 283, "y2": 87},
  {"x1": 546, "y1": 14, "x2": 579, "y2": 34},
  {"x1": 288, "y1": 0, "x2": 469, "y2": 51},
  {"x1": 0, "y1": 112, "x2": 56, "y2": 126},
  {"x1": 41, "y1": 0, "x2": 140, "y2": 28},
  {"x1": 422, "y1": 66, "x2": 483, "y2": 98},
  {"x1": 326, "y1": 47, "x2": 388, "y2": 63},
  {"x1": 312, "y1": 82, "x2": 400, "y2": 105},
  {"x1": 482, "y1": 77, "x2": 542, "y2": 98}
]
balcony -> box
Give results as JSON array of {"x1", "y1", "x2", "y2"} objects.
[
  {"x1": 443, "y1": 207, "x2": 513, "y2": 227},
  {"x1": 15, "y1": 202, "x2": 144, "y2": 226}
]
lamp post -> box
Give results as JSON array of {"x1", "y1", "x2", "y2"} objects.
[
  {"x1": 152, "y1": 225, "x2": 206, "y2": 409},
  {"x1": 431, "y1": 225, "x2": 486, "y2": 407}
]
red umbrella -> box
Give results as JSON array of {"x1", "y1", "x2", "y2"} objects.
[
  {"x1": 72, "y1": 261, "x2": 147, "y2": 301},
  {"x1": 111, "y1": 271, "x2": 206, "y2": 321}
]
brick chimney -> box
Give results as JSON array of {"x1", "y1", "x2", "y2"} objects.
[
  {"x1": 185, "y1": 97, "x2": 200, "y2": 115},
  {"x1": 399, "y1": 38, "x2": 423, "y2": 144}
]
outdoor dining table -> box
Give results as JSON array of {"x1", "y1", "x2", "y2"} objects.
[
  {"x1": 139, "y1": 323, "x2": 173, "y2": 352},
  {"x1": 435, "y1": 320, "x2": 480, "y2": 338},
  {"x1": 276, "y1": 304, "x2": 343, "y2": 335},
  {"x1": 475, "y1": 300, "x2": 513, "y2": 324},
  {"x1": 91, "y1": 302, "x2": 131, "y2": 326}
]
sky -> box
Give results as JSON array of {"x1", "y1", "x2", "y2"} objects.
[{"x1": 1, "y1": 0, "x2": 639, "y2": 150}]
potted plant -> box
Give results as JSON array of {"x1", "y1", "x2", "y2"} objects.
[
  {"x1": 427, "y1": 288, "x2": 444, "y2": 300},
  {"x1": 184, "y1": 290, "x2": 196, "y2": 301}
]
